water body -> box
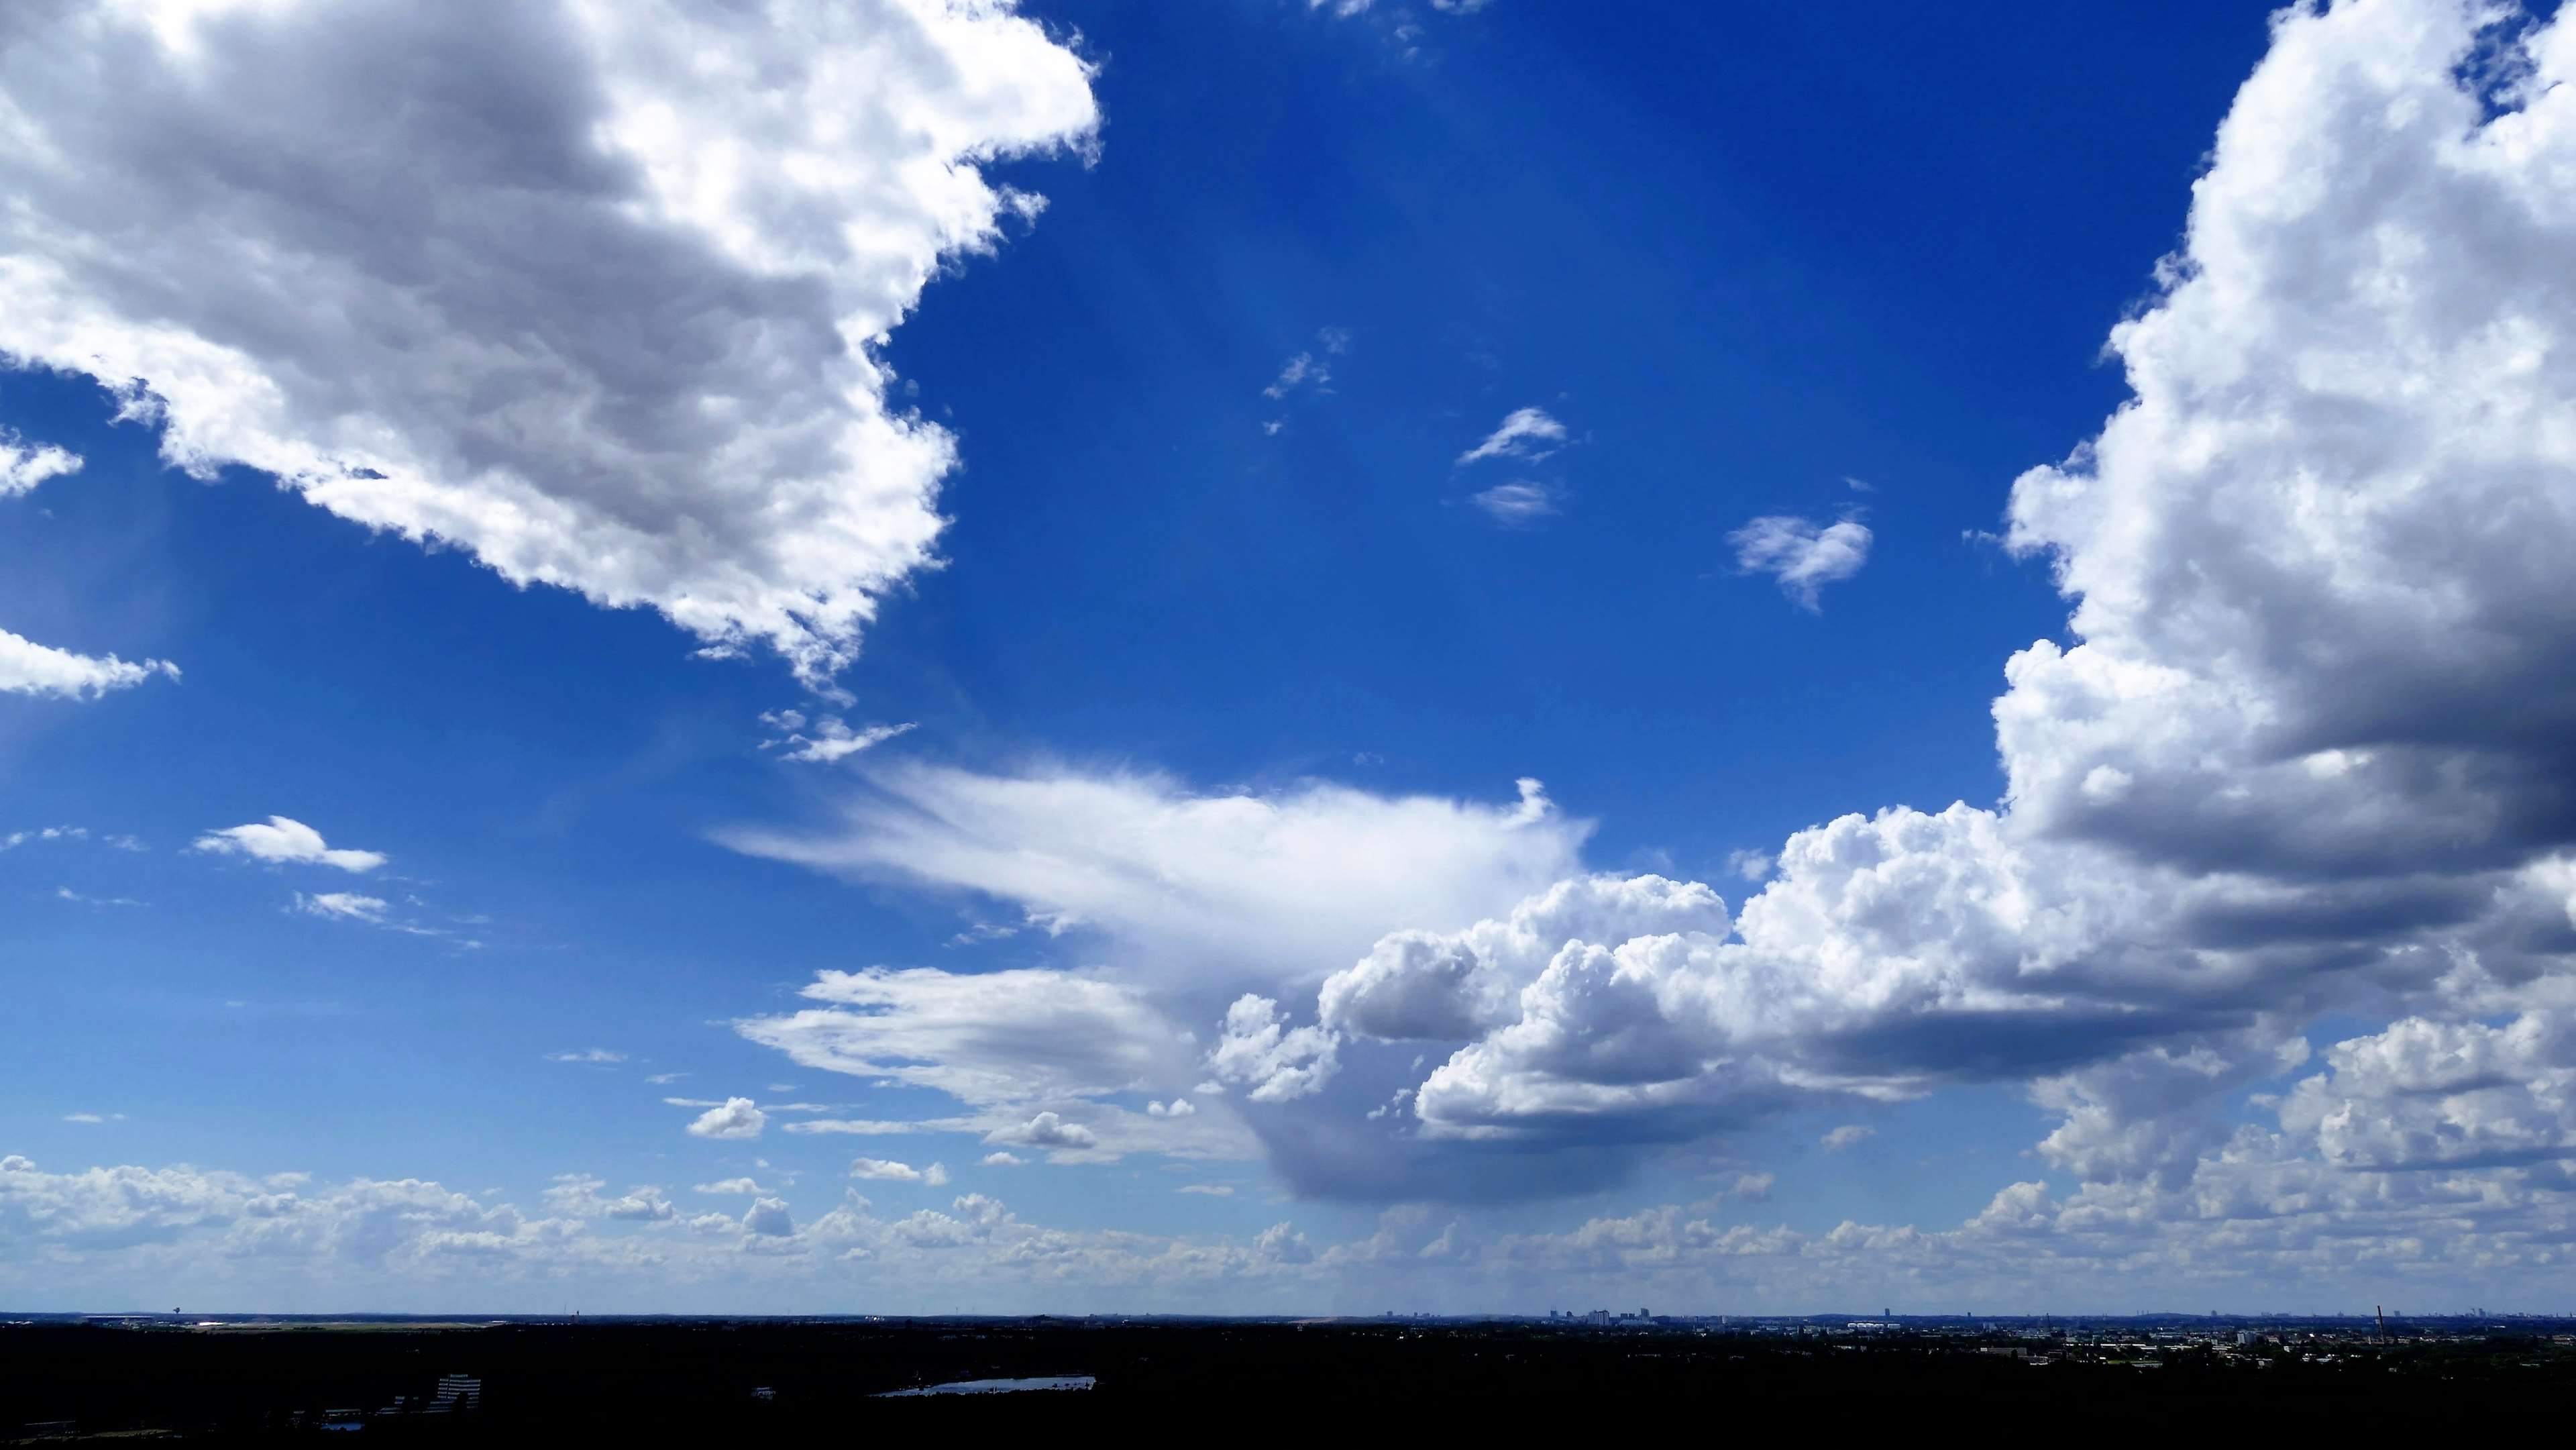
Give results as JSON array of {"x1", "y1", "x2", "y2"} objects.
[{"x1": 876, "y1": 1376, "x2": 1095, "y2": 1397}]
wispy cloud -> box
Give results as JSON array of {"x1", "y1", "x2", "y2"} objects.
[{"x1": 1727, "y1": 515, "x2": 1872, "y2": 610}]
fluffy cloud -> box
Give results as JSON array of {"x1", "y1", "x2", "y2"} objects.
[
  {"x1": 1205, "y1": 996, "x2": 1340, "y2": 1102},
  {"x1": 1456, "y1": 407, "x2": 1567, "y2": 466},
  {"x1": 849, "y1": 1157, "x2": 949, "y2": 1186},
  {"x1": 193, "y1": 817, "x2": 386, "y2": 872},
  {"x1": 983, "y1": 1111, "x2": 1099, "y2": 1153},
  {"x1": 685, "y1": 1098, "x2": 766, "y2": 1141},
  {"x1": 0, "y1": 428, "x2": 79, "y2": 497},
  {"x1": 1819, "y1": 1125, "x2": 1874, "y2": 1152},
  {"x1": 1321, "y1": 0, "x2": 2576, "y2": 1200},
  {"x1": 543, "y1": 1175, "x2": 675, "y2": 1222},
  {"x1": 1727, "y1": 515, "x2": 1872, "y2": 609},
  {"x1": 0, "y1": 0, "x2": 1097, "y2": 688},
  {"x1": 0, "y1": 626, "x2": 177, "y2": 701}
]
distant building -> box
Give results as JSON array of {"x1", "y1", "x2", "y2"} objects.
[{"x1": 433, "y1": 1374, "x2": 482, "y2": 1412}]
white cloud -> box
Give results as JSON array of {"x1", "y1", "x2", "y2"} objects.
[
  {"x1": 1205, "y1": 995, "x2": 1339, "y2": 1103},
  {"x1": 849, "y1": 1157, "x2": 934, "y2": 1183},
  {"x1": 60, "y1": 1112, "x2": 124, "y2": 1125},
  {"x1": 546, "y1": 1049, "x2": 625, "y2": 1064},
  {"x1": 737, "y1": 966, "x2": 1190, "y2": 1107},
  {"x1": 979, "y1": 1151, "x2": 1024, "y2": 1167},
  {"x1": 291, "y1": 891, "x2": 388, "y2": 923},
  {"x1": 1468, "y1": 481, "x2": 1562, "y2": 527},
  {"x1": 722, "y1": 766, "x2": 1586, "y2": 1001},
  {"x1": 0, "y1": 429, "x2": 80, "y2": 497},
  {"x1": 983, "y1": 1110, "x2": 1099, "y2": 1152},
  {"x1": 193, "y1": 817, "x2": 386, "y2": 872},
  {"x1": 743, "y1": 1198, "x2": 796, "y2": 1238},
  {"x1": 758, "y1": 712, "x2": 916, "y2": 764},
  {"x1": 1727, "y1": 515, "x2": 1872, "y2": 609},
  {"x1": 1820, "y1": 1125, "x2": 1874, "y2": 1152},
  {"x1": 1146, "y1": 1098, "x2": 1195, "y2": 1117},
  {"x1": 0, "y1": 0, "x2": 1097, "y2": 690},
  {"x1": 543, "y1": 1175, "x2": 674, "y2": 1222},
  {"x1": 0, "y1": 626, "x2": 177, "y2": 700},
  {"x1": 1177, "y1": 1184, "x2": 1234, "y2": 1196},
  {"x1": 692, "y1": 1178, "x2": 764, "y2": 1196},
  {"x1": 1455, "y1": 407, "x2": 1566, "y2": 466},
  {"x1": 686, "y1": 1098, "x2": 765, "y2": 1141}
]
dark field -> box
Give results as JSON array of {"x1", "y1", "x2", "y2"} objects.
[{"x1": 7, "y1": 1313, "x2": 2575, "y2": 1439}]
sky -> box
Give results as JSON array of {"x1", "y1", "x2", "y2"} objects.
[{"x1": 7, "y1": 0, "x2": 2576, "y2": 1316}]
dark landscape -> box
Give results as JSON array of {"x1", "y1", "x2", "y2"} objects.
[{"x1": 7, "y1": 1310, "x2": 2576, "y2": 1437}]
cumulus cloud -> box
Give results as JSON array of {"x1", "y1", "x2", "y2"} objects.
[
  {"x1": 693, "y1": 1178, "x2": 764, "y2": 1196},
  {"x1": 984, "y1": 1110, "x2": 1099, "y2": 1153},
  {"x1": 0, "y1": 429, "x2": 80, "y2": 497},
  {"x1": 0, "y1": 0, "x2": 1098, "y2": 688},
  {"x1": 1456, "y1": 407, "x2": 1567, "y2": 466},
  {"x1": 543, "y1": 1175, "x2": 674, "y2": 1222},
  {"x1": 1205, "y1": 996, "x2": 1340, "y2": 1102},
  {"x1": 0, "y1": 627, "x2": 177, "y2": 700},
  {"x1": 193, "y1": 817, "x2": 386, "y2": 872},
  {"x1": 1727, "y1": 515, "x2": 1872, "y2": 609},
  {"x1": 849, "y1": 1157, "x2": 945, "y2": 1184},
  {"x1": 686, "y1": 1098, "x2": 765, "y2": 1141}
]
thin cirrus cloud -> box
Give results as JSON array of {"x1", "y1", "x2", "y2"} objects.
[
  {"x1": 1467, "y1": 481, "x2": 1562, "y2": 528},
  {"x1": 192, "y1": 817, "x2": 386, "y2": 873},
  {"x1": 1727, "y1": 514, "x2": 1872, "y2": 610},
  {"x1": 0, "y1": 0, "x2": 1100, "y2": 690},
  {"x1": 1454, "y1": 406, "x2": 1567, "y2": 466}
]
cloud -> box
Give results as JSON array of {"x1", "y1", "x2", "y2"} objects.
[
  {"x1": 0, "y1": 626, "x2": 177, "y2": 701},
  {"x1": 1456, "y1": 407, "x2": 1567, "y2": 466},
  {"x1": 758, "y1": 713, "x2": 916, "y2": 764},
  {"x1": 193, "y1": 817, "x2": 386, "y2": 873},
  {"x1": 60, "y1": 1113, "x2": 124, "y2": 1125},
  {"x1": 692, "y1": 1179, "x2": 764, "y2": 1196},
  {"x1": 290, "y1": 892, "x2": 389, "y2": 924},
  {"x1": 737, "y1": 966, "x2": 1190, "y2": 1107},
  {"x1": 1205, "y1": 996, "x2": 1340, "y2": 1103},
  {"x1": 0, "y1": 429, "x2": 80, "y2": 497},
  {"x1": 722, "y1": 766, "x2": 1586, "y2": 1002},
  {"x1": 1255, "y1": 0, "x2": 2576, "y2": 1202},
  {"x1": 1146, "y1": 1098, "x2": 1195, "y2": 1117},
  {"x1": 1177, "y1": 1184, "x2": 1234, "y2": 1196},
  {"x1": 743, "y1": 1198, "x2": 796, "y2": 1238},
  {"x1": 686, "y1": 1098, "x2": 765, "y2": 1141},
  {"x1": 1820, "y1": 1125, "x2": 1874, "y2": 1152},
  {"x1": 0, "y1": 0, "x2": 1098, "y2": 689},
  {"x1": 979, "y1": 1151, "x2": 1024, "y2": 1167},
  {"x1": 983, "y1": 1111, "x2": 1099, "y2": 1152},
  {"x1": 1468, "y1": 482, "x2": 1562, "y2": 527},
  {"x1": 1727, "y1": 515, "x2": 1872, "y2": 609},
  {"x1": 546, "y1": 1049, "x2": 625, "y2": 1065},
  {"x1": 543, "y1": 1175, "x2": 674, "y2": 1223},
  {"x1": 849, "y1": 1157, "x2": 942, "y2": 1183}
]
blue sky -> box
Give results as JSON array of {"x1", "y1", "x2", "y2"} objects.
[{"x1": 9, "y1": 0, "x2": 2576, "y2": 1314}]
